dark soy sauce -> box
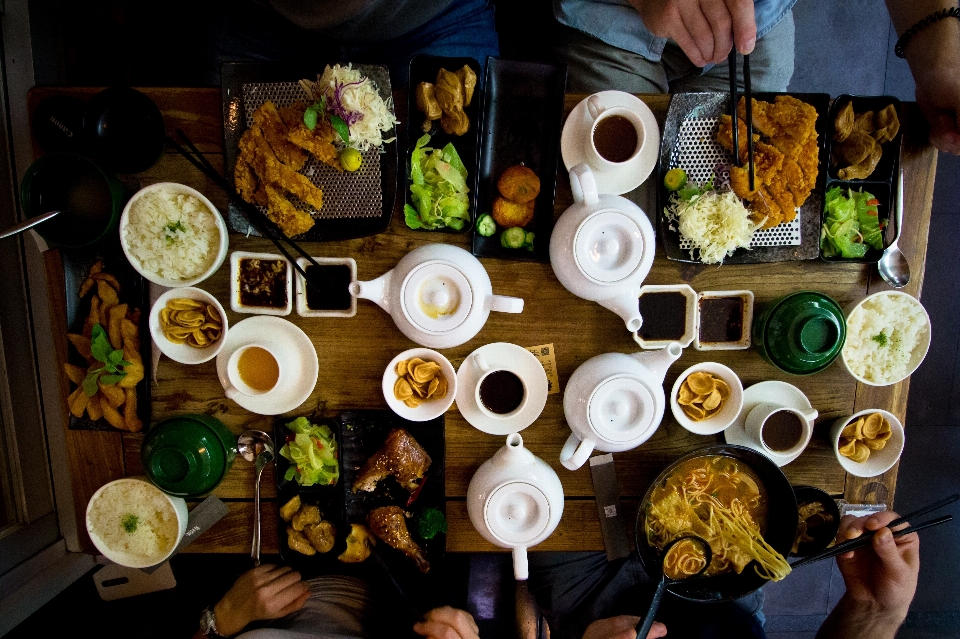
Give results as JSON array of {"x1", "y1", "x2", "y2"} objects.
[
  {"x1": 479, "y1": 370, "x2": 525, "y2": 414},
  {"x1": 593, "y1": 115, "x2": 639, "y2": 163},
  {"x1": 638, "y1": 291, "x2": 687, "y2": 341},
  {"x1": 699, "y1": 297, "x2": 745, "y2": 343},
  {"x1": 762, "y1": 411, "x2": 804, "y2": 451},
  {"x1": 305, "y1": 264, "x2": 352, "y2": 310}
]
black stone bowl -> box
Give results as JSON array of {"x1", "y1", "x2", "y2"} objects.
[
  {"x1": 635, "y1": 444, "x2": 798, "y2": 602},
  {"x1": 791, "y1": 485, "x2": 841, "y2": 557},
  {"x1": 83, "y1": 87, "x2": 165, "y2": 174}
]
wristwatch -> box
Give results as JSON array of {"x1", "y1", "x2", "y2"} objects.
[{"x1": 199, "y1": 607, "x2": 225, "y2": 637}]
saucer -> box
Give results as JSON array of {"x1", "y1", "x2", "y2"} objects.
[
  {"x1": 216, "y1": 316, "x2": 318, "y2": 415},
  {"x1": 456, "y1": 342, "x2": 549, "y2": 435},
  {"x1": 724, "y1": 380, "x2": 814, "y2": 467},
  {"x1": 561, "y1": 91, "x2": 660, "y2": 195}
]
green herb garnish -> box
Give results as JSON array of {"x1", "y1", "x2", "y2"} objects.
[
  {"x1": 872, "y1": 332, "x2": 888, "y2": 347},
  {"x1": 164, "y1": 220, "x2": 188, "y2": 245},
  {"x1": 330, "y1": 114, "x2": 350, "y2": 144},
  {"x1": 121, "y1": 514, "x2": 139, "y2": 533},
  {"x1": 82, "y1": 324, "x2": 129, "y2": 396}
]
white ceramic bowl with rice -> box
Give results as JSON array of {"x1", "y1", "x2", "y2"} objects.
[
  {"x1": 841, "y1": 291, "x2": 931, "y2": 386},
  {"x1": 86, "y1": 477, "x2": 188, "y2": 568},
  {"x1": 120, "y1": 183, "x2": 228, "y2": 287},
  {"x1": 830, "y1": 409, "x2": 905, "y2": 478}
]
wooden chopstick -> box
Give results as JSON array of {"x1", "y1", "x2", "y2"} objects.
[
  {"x1": 166, "y1": 131, "x2": 327, "y2": 296},
  {"x1": 791, "y1": 515, "x2": 952, "y2": 568},
  {"x1": 728, "y1": 50, "x2": 740, "y2": 168},
  {"x1": 743, "y1": 54, "x2": 755, "y2": 191}
]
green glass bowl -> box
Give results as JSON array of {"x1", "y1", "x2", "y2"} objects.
[
  {"x1": 142, "y1": 415, "x2": 238, "y2": 498},
  {"x1": 753, "y1": 291, "x2": 846, "y2": 375}
]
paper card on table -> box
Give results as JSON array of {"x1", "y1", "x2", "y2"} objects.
[{"x1": 590, "y1": 453, "x2": 630, "y2": 561}]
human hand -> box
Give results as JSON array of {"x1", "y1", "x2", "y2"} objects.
[
  {"x1": 413, "y1": 606, "x2": 480, "y2": 639},
  {"x1": 628, "y1": 0, "x2": 756, "y2": 67},
  {"x1": 835, "y1": 511, "x2": 919, "y2": 620},
  {"x1": 913, "y1": 64, "x2": 960, "y2": 155},
  {"x1": 213, "y1": 564, "x2": 311, "y2": 636},
  {"x1": 582, "y1": 615, "x2": 668, "y2": 639}
]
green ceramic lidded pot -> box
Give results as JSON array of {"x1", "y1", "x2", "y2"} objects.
[
  {"x1": 141, "y1": 414, "x2": 238, "y2": 498},
  {"x1": 753, "y1": 291, "x2": 846, "y2": 375}
]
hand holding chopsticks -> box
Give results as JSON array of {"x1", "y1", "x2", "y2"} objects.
[{"x1": 727, "y1": 50, "x2": 755, "y2": 191}]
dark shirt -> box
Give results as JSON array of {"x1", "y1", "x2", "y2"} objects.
[{"x1": 265, "y1": 0, "x2": 457, "y2": 43}]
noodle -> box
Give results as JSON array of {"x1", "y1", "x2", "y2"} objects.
[{"x1": 645, "y1": 456, "x2": 791, "y2": 582}]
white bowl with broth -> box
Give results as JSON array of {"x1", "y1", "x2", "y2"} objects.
[
  {"x1": 120, "y1": 183, "x2": 228, "y2": 288},
  {"x1": 149, "y1": 287, "x2": 229, "y2": 365},
  {"x1": 86, "y1": 477, "x2": 188, "y2": 568}
]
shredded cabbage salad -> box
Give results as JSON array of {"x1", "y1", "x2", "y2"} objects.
[
  {"x1": 279, "y1": 417, "x2": 339, "y2": 487},
  {"x1": 301, "y1": 64, "x2": 399, "y2": 152},
  {"x1": 664, "y1": 180, "x2": 761, "y2": 265}
]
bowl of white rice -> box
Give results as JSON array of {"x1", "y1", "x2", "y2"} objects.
[
  {"x1": 120, "y1": 183, "x2": 228, "y2": 287},
  {"x1": 841, "y1": 291, "x2": 931, "y2": 386},
  {"x1": 86, "y1": 477, "x2": 188, "y2": 568}
]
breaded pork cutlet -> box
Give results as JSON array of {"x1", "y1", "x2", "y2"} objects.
[
  {"x1": 252, "y1": 101, "x2": 308, "y2": 171},
  {"x1": 247, "y1": 127, "x2": 325, "y2": 211}
]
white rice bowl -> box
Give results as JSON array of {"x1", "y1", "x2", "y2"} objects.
[
  {"x1": 121, "y1": 183, "x2": 227, "y2": 286},
  {"x1": 841, "y1": 291, "x2": 931, "y2": 386}
]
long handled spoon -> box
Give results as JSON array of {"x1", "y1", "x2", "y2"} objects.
[
  {"x1": 0, "y1": 210, "x2": 61, "y2": 240},
  {"x1": 238, "y1": 430, "x2": 275, "y2": 566},
  {"x1": 877, "y1": 141, "x2": 911, "y2": 288},
  {"x1": 636, "y1": 536, "x2": 713, "y2": 639}
]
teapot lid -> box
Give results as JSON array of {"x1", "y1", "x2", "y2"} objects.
[
  {"x1": 484, "y1": 481, "x2": 551, "y2": 545},
  {"x1": 574, "y1": 211, "x2": 645, "y2": 283},
  {"x1": 588, "y1": 375, "x2": 654, "y2": 443},
  {"x1": 401, "y1": 262, "x2": 473, "y2": 334}
]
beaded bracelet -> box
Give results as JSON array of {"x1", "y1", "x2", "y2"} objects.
[{"x1": 895, "y1": 6, "x2": 960, "y2": 58}]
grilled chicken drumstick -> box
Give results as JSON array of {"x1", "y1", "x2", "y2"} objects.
[
  {"x1": 354, "y1": 428, "x2": 431, "y2": 494},
  {"x1": 368, "y1": 506, "x2": 430, "y2": 573}
]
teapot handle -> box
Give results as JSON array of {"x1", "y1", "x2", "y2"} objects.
[
  {"x1": 560, "y1": 433, "x2": 595, "y2": 470},
  {"x1": 570, "y1": 163, "x2": 599, "y2": 206},
  {"x1": 512, "y1": 545, "x2": 529, "y2": 581},
  {"x1": 488, "y1": 294, "x2": 524, "y2": 314}
]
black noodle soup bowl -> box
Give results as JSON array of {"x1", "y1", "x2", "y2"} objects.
[{"x1": 635, "y1": 444, "x2": 798, "y2": 602}]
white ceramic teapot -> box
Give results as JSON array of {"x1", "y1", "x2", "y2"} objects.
[
  {"x1": 560, "y1": 342, "x2": 682, "y2": 470},
  {"x1": 467, "y1": 433, "x2": 564, "y2": 580},
  {"x1": 549, "y1": 163, "x2": 656, "y2": 332},
  {"x1": 351, "y1": 243, "x2": 523, "y2": 349}
]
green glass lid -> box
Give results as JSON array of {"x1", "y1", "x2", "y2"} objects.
[{"x1": 761, "y1": 292, "x2": 846, "y2": 375}]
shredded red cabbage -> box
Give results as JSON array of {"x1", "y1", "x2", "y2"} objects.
[{"x1": 326, "y1": 79, "x2": 366, "y2": 128}]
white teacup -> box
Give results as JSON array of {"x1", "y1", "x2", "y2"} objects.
[
  {"x1": 225, "y1": 344, "x2": 283, "y2": 399},
  {"x1": 585, "y1": 95, "x2": 646, "y2": 169},
  {"x1": 745, "y1": 403, "x2": 818, "y2": 457},
  {"x1": 472, "y1": 353, "x2": 528, "y2": 420}
]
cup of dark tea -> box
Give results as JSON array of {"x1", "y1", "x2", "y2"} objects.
[
  {"x1": 472, "y1": 353, "x2": 527, "y2": 419},
  {"x1": 585, "y1": 95, "x2": 646, "y2": 167},
  {"x1": 745, "y1": 403, "x2": 817, "y2": 457}
]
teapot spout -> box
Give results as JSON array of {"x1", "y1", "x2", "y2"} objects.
[
  {"x1": 597, "y1": 293, "x2": 644, "y2": 333},
  {"x1": 350, "y1": 270, "x2": 392, "y2": 314},
  {"x1": 630, "y1": 342, "x2": 682, "y2": 384}
]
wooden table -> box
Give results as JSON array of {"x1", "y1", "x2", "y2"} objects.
[{"x1": 32, "y1": 87, "x2": 938, "y2": 556}]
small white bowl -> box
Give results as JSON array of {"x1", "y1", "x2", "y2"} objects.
[
  {"x1": 120, "y1": 182, "x2": 228, "y2": 288},
  {"x1": 149, "y1": 287, "x2": 228, "y2": 364},
  {"x1": 382, "y1": 348, "x2": 457, "y2": 422},
  {"x1": 694, "y1": 290, "x2": 754, "y2": 351},
  {"x1": 670, "y1": 362, "x2": 744, "y2": 435},
  {"x1": 295, "y1": 257, "x2": 358, "y2": 318},
  {"x1": 230, "y1": 251, "x2": 293, "y2": 316},
  {"x1": 634, "y1": 284, "x2": 696, "y2": 349},
  {"x1": 840, "y1": 291, "x2": 931, "y2": 386},
  {"x1": 86, "y1": 477, "x2": 188, "y2": 568},
  {"x1": 830, "y1": 409, "x2": 905, "y2": 478}
]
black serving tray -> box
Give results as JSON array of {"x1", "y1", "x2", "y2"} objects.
[
  {"x1": 472, "y1": 57, "x2": 567, "y2": 263},
  {"x1": 404, "y1": 55, "x2": 483, "y2": 234},
  {"x1": 221, "y1": 61, "x2": 398, "y2": 242},
  {"x1": 275, "y1": 416, "x2": 347, "y2": 574},
  {"x1": 63, "y1": 243, "x2": 151, "y2": 431},
  {"x1": 658, "y1": 92, "x2": 830, "y2": 264}
]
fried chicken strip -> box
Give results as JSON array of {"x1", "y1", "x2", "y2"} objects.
[{"x1": 252, "y1": 101, "x2": 308, "y2": 171}]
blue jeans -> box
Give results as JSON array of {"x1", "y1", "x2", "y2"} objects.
[
  {"x1": 528, "y1": 551, "x2": 767, "y2": 639},
  {"x1": 200, "y1": 0, "x2": 500, "y2": 88}
]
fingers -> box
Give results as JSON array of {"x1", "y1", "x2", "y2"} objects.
[
  {"x1": 700, "y1": 0, "x2": 733, "y2": 63},
  {"x1": 414, "y1": 607, "x2": 479, "y2": 639},
  {"x1": 647, "y1": 621, "x2": 669, "y2": 638},
  {"x1": 276, "y1": 589, "x2": 311, "y2": 618},
  {"x1": 930, "y1": 113, "x2": 960, "y2": 155},
  {"x1": 725, "y1": 0, "x2": 756, "y2": 54},
  {"x1": 262, "y1": 568, "x2": 304, "y2": 598}
]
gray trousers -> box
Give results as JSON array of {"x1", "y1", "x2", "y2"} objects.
[
  {"x1": 553, "y1": 11, "x2": 796, "y2": 95},
  {"x1": 528, "y1": 551, "x2": 765, "y2": 639}
]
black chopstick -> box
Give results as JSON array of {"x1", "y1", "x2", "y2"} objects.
[
  {"x1": 743, "y1": 54, "x2": 755, "y2": 191},
  {"x1": 791, "y1": 515, "x2": 952, "y2": 568},
  {"x1": 371, "y1": 549, "x2": 423, "y2": 623},
  {"x1": 728, "y1": 50, "x2": 740, "y2": 168},
  {"x1": 166, "y1": 130, "x2": 328, "y2": 296},
  {"x1": 888, "y1": 493, "x2": 960, "y2": 530}
]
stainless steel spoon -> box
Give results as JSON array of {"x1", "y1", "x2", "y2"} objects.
[
  {"x1": 238, "y1": 429, "x2": 275, "y2": 566},
  {"x1": 877, "y1": 147, "x2": 911, "y2": 288},
  {"x1": 0, "y1": 210, "x2": 61, "y2": 240}
]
